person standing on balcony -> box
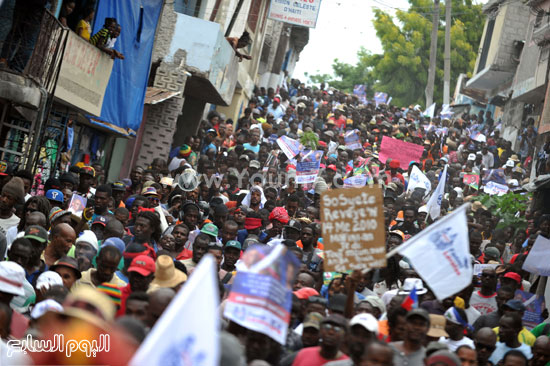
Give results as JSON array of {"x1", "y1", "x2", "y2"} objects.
[
  {"x1": 75, "y1": 6, "x2": 95, "y2": 41},
  {"x1": 0, "y1": 0, "x2": 50, "y2": 72},
  {"x1": 226, "y1": 31, "x2": 252, "y2": 62},
  {"x1": 58, "y1": 0, "x2": 75, "y2": 28},
  {"x1": 89, "y1": 17, "x2": 116, "y2": 57}
]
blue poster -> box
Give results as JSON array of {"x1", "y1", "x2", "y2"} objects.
[{"x1": 223, "y1": 244, "x2": 300, "y2": 344}]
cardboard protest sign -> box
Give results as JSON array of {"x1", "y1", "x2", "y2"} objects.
[
  {"x1": 321, "y1": 186, "x2": 386, "y2": 272},
  {"x1": 515, "y1": 290, "x2": 545, "y2": 330},
  {"x1": 463, "y1": 174, "x2": 480, "y2": 190},
  {"x1": 224, "y1": 244, "x2": 300, "y2": 345},
  {"x1": 296, "y1": 150, "x2": 324, "y2": 184},
  {"x1": 379, "y1": 136, "x2": 424, "y2": 170}
]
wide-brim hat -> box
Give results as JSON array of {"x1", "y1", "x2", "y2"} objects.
[{"x1": 150, "y1": 255, "x2": 187, "y2": 288}]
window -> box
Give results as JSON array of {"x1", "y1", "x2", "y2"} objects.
[
  {"x1": 247, "y1": 0, "x2": 262, "y2": 33},
  {"x1": 174, "y1": 0, "x2": 202, "y2": 17}
]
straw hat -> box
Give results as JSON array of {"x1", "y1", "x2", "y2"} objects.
[{"x1": 150, "y1": 255, "x2": 188, "y2": 289}]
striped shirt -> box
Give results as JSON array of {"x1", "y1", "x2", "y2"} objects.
[{"x1": 89, "y1": 28, "x2": 110, "y2": 46}]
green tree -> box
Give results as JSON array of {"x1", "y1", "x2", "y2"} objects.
[{"x1": 308, "y1": 0, "x2": 484, "y2": 107}]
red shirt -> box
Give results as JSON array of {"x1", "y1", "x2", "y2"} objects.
[
  {"x1": 329, "y1": 116, "x2": 346, "y2": 130},
  {"x1": 176, "y1": 248, "x2": 193, "y2": 261},
  {"x1": 293, "y1": 346, "x2": 349, "y2": 366}
]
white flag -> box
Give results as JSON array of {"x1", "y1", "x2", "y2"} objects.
[
  {"x1": 523, "y1": 235, "x2": 550, "y2": 276},
  {"x1": 130, "y1": 255, "x2": 220, "y2": 366},
  {"x1": 406, "y1": 165, "x2": 432, "y2": 198},
  {"x1": 424, "y1": 103, "x2": 436, "y2": 118},
  {"x1": 397, "y1": 204, "x2": 472, "y2": 300},
  {"x1": 426, "y1": 164, "x2": 447, "y2": 220}
]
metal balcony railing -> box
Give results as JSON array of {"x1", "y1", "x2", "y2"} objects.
[{"x1": 0, "y1": 9, "x2": 68, "y2": 93}]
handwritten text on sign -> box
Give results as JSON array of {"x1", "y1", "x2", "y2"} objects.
[{"x1": 321, "y1": 186, "x2": 386, "y2": 272}]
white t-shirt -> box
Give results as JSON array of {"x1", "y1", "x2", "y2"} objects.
[
  {"x1": 0, "y1": 214, "x2": 20, "y2": 236},
  {"x1": 470, "y1": 290, "x2": 498, "y2": 315},
  {"x1": 438, "y1": 336, "x2": 475, "y2": 352},
  {"x1": 464, "y1": 306, "x2": 481, "y2": 325}
]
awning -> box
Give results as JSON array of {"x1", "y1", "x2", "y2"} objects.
[
  {"x1": 82, "y1": 115, "x2": 137, "y2": 138},
  {"x1": 466, "y1": 65, "x2": 515, "y2": 91},
  {"x1": 145, "y1": 87, "x2": 181, "y2": 105}
]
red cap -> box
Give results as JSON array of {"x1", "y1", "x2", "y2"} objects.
[
  {"x1": 389, "y1": 160, "x2": 401, "y2": 169},
  {"x1": 503, "y1": 272, "x2": 521, "y2": 284},
  {"x1": 293, "y1": 287, "x2": 320, "y2": 300},
  {"x1": 327, "y1": 164, "x2": 337, "y2": 172},
  {"x1": 128, "y1": 255, "x2": 156, "y2": 276},
  {"x1": 318, "y1": 141, "x2": 327, "y2": 147},
  {"x1": 273, "y1": 97, "x2": 281, "y2": 103}
]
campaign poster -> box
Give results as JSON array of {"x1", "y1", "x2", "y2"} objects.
[
  {"x1": 296, "y1": 150, "x2": 324, "y2": 184},
  {"x1": 68, "y1": 194, "x2": 87, "y2": 218},
  {"x1": 224, "y1": 244, "x2": 300, "y2": 344}
]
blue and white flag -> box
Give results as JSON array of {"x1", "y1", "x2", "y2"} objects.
[
  {"x1": 397, "y1": 203, "x2": 472, "y2": 300},
  {"x1": 406, "y1": 165, "x2": 432, "y2": 198},
  {"x1": 424, "y1": 103, "x2": 436, "y2": 118},
  {"x1": 130, "y1": 255, "x2": 220, "y2": 366},
  {"x1": 426, "y1": 164, "x2": 447, "y2": 220}
]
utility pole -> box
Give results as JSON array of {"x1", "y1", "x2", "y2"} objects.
[
  {"x1": 443, "y1": 0, "x2": 452, "y2": 105},
  {"x1": 425, "y1": 0, "x2": 440, "y2": 109}
]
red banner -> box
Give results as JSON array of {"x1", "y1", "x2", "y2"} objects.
[{"x1": 379, "y1": 136, "x2": 424, "y2": 169}]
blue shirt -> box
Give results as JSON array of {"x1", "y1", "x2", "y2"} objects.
[{"x1": 243, "y1": 143, "x2": 260, "y2": 154}]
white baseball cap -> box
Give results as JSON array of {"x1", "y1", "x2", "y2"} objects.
[
  {"x1": 36, "y1": 271, "x2": 63, "y2": 291},
  {"x1": 467, "y1": 153, "x2": 476, "y2": 161},
  {"x1": 30, "y1": 299, "x2": 63, "y2": 319},
  {"x1": 350, "y1": 313, "x2": 379, "y2": 335},
  {"x1": 505, "y1": 160, "x2": 515, "y2": 167},
  {"x1": 0, "y1": 262, "x2": 25, "y2": 296}
]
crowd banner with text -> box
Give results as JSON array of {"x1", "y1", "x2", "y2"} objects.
[
  {"x1": 321, "y1": 186, "x2": 386, "y2": 272},
  {"x1": 379, "y1": 136, "x2": 424, "y2": 170},
  {"x1": 224, "y1": 244, "x2": 300, "y2": 345},
  {"x1": 296, "y1": 150, "x2": 324, "y2": 184},
  {"x1": 267, "y1": 0, "x2": 322, "y2": 28},
  {"x1": 277, "y1": 136, "x2": 302, "y2": 160}
]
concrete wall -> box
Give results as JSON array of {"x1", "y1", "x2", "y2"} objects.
[{"x1": 511, "y1": 1, "x2": 550, "y2": 103}]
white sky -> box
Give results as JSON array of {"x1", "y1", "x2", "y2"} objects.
[{"x1": 293, "y1": 0, "x2": 488, "y2": 84}]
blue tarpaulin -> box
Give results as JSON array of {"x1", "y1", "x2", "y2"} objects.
[{"x1": 91, "y1": 0, "x2": 162, "y2": 133}]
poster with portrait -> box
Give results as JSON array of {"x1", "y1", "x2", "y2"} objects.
[{"x1": 68, "y1": 194, "x2": 87, "y2": 218}]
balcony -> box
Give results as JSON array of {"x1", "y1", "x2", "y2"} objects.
[
  {"x1": 533, "y1": 14, "x2": 550, "y2": 46},
  {"x1": 164, "y1": 13, "x2": 239, "y2": 106},
  {"x1": 53, "y1": 31, "x2": 114, "y2": 116},
  {"x1": 0, "y1": 10, "x2": 67, "y2": 109}
]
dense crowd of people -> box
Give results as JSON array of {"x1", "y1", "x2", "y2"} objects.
[{"x1": 0, "y1": 80, "x2": 548, "y2": 366}]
